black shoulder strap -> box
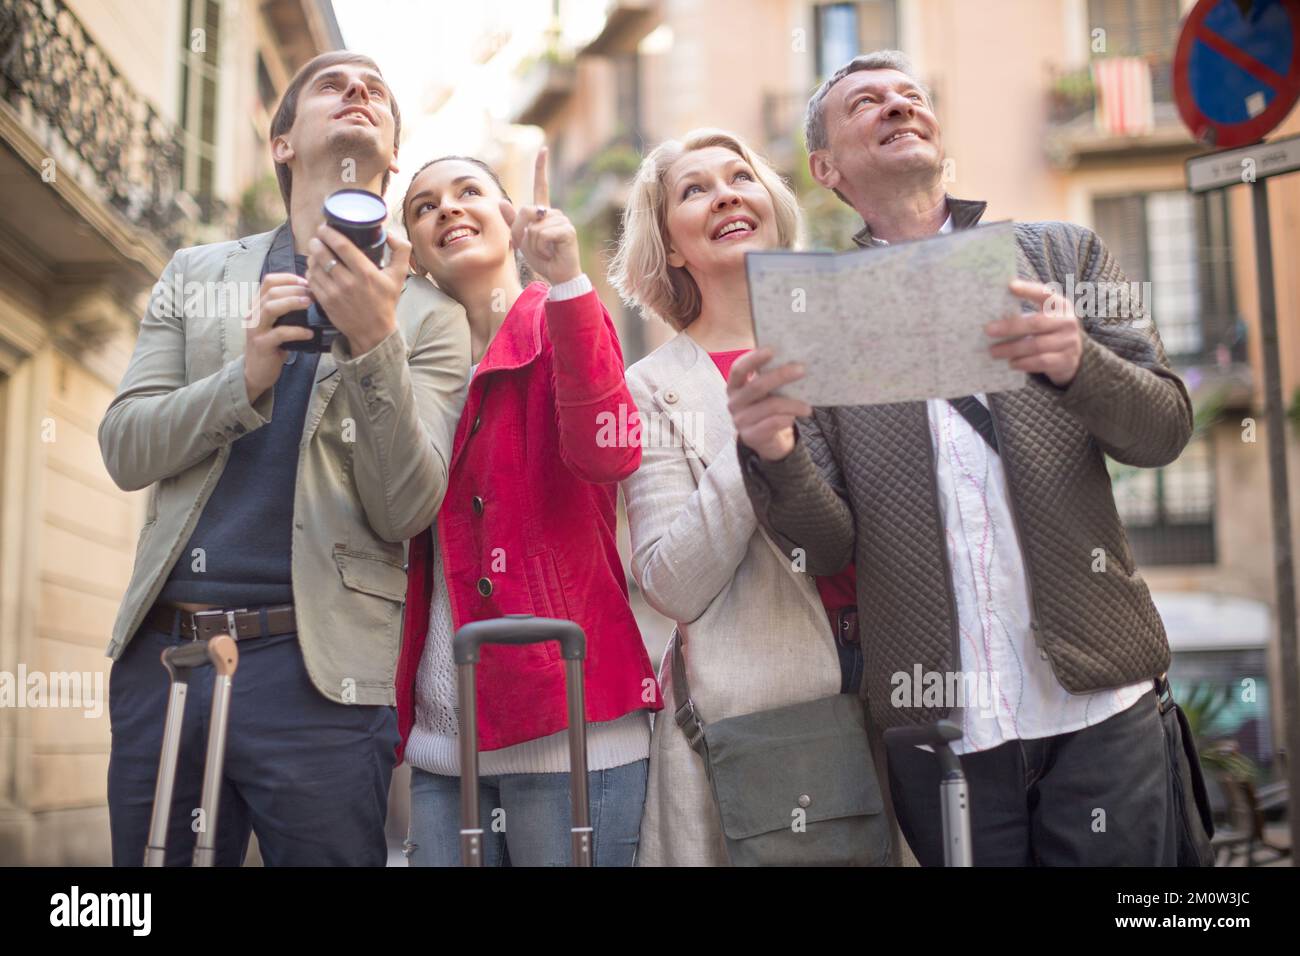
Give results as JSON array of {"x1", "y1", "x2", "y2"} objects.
[{"x1": 946, "y1": 395, "x2": 999, "y2": 454}]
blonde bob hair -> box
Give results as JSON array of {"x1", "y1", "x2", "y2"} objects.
[{"x1": 609, "y1": 129, "x2": 799, "y2": 331}]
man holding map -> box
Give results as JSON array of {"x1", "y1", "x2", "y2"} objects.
[{"x1": 727, "y1": 50, "x2": 1194, "y2": 866}]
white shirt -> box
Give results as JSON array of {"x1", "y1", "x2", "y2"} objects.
[{"x1": 876, "y1": 216, "x2": 1148, "y2": 754}]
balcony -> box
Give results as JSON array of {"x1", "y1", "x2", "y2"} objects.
[
  {"x1": 1044, "y1": 55, "x2": 1197, "y2": 167},
  {"x1": 511, "y1": 54, "x2": 577, "y2": 129},
  {"x1": 580, "y1": 0, "x2": 659, "y2": 57},
  {"x1": 0, "y1": 0, "x2": 208, "y2": 260}
]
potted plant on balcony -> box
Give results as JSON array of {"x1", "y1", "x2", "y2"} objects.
[{"x1": 1047, "y1": 69, "x2": 1095, "y2": 125}]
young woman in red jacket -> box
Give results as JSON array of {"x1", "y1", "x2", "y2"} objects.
[{"x1": 396, "y1": 149, "x2": 661, "y2": 866}]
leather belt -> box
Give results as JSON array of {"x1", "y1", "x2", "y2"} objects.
[
  {"x1": 147, "y1": 603, "x2": 296, "y2": 641},
  {"x1": 835, "y1": 605, "x2": 859, "y2": 645}
]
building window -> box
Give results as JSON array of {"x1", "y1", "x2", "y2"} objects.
[
  {"x1": 1113, "y1": 434, "x2": 1217, "y2": 566},
  {"x1": 1086, "y1": 0, "x2": 1183, "y2": 100},
  {"x1": 1092, "y1": 189, "x2": 1240, "y2": 364},
  {"x1": 814, "y1": 1, "x2": 899, "y2": 80},
  {"x1": 178, "y1": 0, "x2": 223, "y2": 213}
]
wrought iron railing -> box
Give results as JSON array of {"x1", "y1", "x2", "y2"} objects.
[{"x1": 0, "y1": 0, "x2": 196, "y2": 249}]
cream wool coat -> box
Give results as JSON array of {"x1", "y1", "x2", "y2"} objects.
[{"x1": 622, "y1": 331, "x2": 899, "y2": 867}]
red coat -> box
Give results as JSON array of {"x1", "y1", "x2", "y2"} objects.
[{"x1": 396, "y1": 282, "x2": 661, "y2": 759}]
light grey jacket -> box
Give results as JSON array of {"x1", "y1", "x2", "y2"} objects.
[
  {"x1": 621, "y1": 332, "x2": 845, "y2": 866},
  {"x1": 98, "y1": 227, "x2": 470, "y2": 705}
]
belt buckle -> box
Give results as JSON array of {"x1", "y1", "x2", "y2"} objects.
[{"x1": 191, "y1": 608, "x2": 246, "y2": 640}]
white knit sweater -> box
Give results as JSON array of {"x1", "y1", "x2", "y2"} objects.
[{"x1": 406, "y1": 297, "x2": 650, "y2": 776}]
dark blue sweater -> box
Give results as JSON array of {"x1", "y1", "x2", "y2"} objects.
[{"x1": 159, "y1": 225, "x2": 318, "y2": 607}]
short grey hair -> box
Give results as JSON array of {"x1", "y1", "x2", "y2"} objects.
[{"x1": 804, "y1": 50, "x2": 931, "y2": 153}]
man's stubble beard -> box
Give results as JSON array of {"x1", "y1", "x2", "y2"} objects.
[{"x1": 321, "y1": 124, "x2": 388, "y2": 187}]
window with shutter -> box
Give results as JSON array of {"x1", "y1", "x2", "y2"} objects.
[
  {"x1": 1093, "y1": 189, "x2": 1237, "y2": 363},
  {"x1": 1086, "y1": 0, "x2": 1182, "y2": 101},
  {"x1": 1095, "y1": 187, "x2": 1228, "y2": 567},
  {"x1": 1113, "y1": 434, "x2": 1217, "y2": 566},
  {"x1": 177, "y1": 0, "x2": 222, "y2": 218},
  {"x1": 813, "y1": 1, "x2": 900, "y2": 80}
]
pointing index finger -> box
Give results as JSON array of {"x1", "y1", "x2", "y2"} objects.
[{"x1": 534, "y1": 146, "x2": 550, "y2": 208}]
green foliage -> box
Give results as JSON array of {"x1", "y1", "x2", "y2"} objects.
[
  {"x1": 1049, "y1": 69, "x2": 1095, "y2": 101},
  {"x1": 1179, "y1": 683, "x2": 1260, "y2": 783},
  {"x1": 237, "y1": 173, "x2": 283, "y2": 236},
  {"x1": 786, "y1": 136, "x2": 859, "y2": 251},
  {"x1": 1287, "y1": 385, "x2": 1300, "y2": 435}
]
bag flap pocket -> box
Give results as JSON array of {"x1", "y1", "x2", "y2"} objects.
[
  {"x1": 707, "y1": 694, "x2": 883, "y2": 840},
  {"x1": 333, "y1": 549, "x2": 407, "y2": 602}
]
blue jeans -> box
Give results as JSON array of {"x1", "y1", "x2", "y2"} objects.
[
  {"x1": 107, "y1": 627, "x2": 399, "y2": 866},
  {"x1": 405, "y1": 760, "x2": 648, "y2": 866}
]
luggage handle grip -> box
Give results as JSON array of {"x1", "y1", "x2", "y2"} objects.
[
  {"x1": 161, "y1": 640, "x2": 215, "y2": 672},
  {"x1": 453, "y1": 615, "x2": 585, "y2": 664},
  {"x1": 160, "y1": 635, "x2": 238, "y2": 673},
  {"x1": 885, "y1": 719, "x2": 964, "y2": 776}
]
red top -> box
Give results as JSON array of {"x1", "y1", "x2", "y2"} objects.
[
  {"x1": 708, "y1": 348, "x2": 749, "y2": 381},
  {"x1": 709, "y1": 347, "x2": 857, "y2": 629},
  {"x1": 396, "y1": 284, "x2": 661, "y2": 758}
]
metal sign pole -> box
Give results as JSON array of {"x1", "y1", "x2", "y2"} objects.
[{"x1": 1250, "y1": 177, "x2": 1300, "y2": 863}]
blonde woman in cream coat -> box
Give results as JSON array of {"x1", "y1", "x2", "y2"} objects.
[{"x1": 610, "y1": 129, "x2": 901, "y2": 867}]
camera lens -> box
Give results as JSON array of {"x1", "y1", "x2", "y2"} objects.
[{"x1": 323, "y1": 189, "x2": 387, "y2": 247}]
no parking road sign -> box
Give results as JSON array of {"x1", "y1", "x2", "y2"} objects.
[{"x1": 1174, "y1": 0, "x2": 1300, "y2": 147}]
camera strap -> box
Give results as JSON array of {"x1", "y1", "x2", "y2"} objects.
[
  {"x1": 261, "y1": 222, "x2": 299, "y2": 280},
  {"x1": 262, "y1": 222, "x2": 305, "y2": 366}
]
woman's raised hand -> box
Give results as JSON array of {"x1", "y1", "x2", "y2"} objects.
[{"x1": 499, "y1": 146, "x2": 582, "y2": 286}]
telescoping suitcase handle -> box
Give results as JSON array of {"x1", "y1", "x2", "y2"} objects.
[
  {"x1": 885, "y1": 719, "x2": 972, "y2": 867},
  {"x1": 144, "y1": 635, "x2": 239, "y2": 867},
  {"x1": 453, "y1": 614, "x2": 591, "y2": 867},
  {"x1": 453, "y1": 614, "x2": 586, "y2": 663}
]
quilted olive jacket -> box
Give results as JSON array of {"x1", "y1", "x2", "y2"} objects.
[{"x1": 738, "y1": 197, "x2": 1193, "y2": 732}]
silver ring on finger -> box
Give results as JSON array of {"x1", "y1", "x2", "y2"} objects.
[
  {"x1": 324, "y1": 257, "x2": 339, "y2": 275},
  {"x1": 536, "y1": 206, "x2": 548, "y2": 220}
]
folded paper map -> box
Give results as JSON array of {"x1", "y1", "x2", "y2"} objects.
[{"x1": 745, "y1": 221, "x2": 1027, "y2": 406}]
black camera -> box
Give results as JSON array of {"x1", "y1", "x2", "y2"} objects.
[{"x1": 278, "y1": 188, "x2": 389, "y2": 352}]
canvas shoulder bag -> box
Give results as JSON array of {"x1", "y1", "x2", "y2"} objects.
[{"x1": 671, "y1": 633, "x2": 890, "y2": 866}]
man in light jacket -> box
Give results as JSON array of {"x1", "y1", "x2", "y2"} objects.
[
  {"x1": 99, "y1": 51, "x2": 469, "y2": 866},
  {"x1": 727, "y1": 50, "x2": 1192, "y2": 866}
]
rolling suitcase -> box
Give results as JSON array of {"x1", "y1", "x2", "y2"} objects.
[
  {"x1": 143, "y1": 634, "x2": 239, "y2": 867},
  {"x1": 453, "y1": 614, "x2": 591, "y2": 867},
  {"x1": 884, "y1": 719, "x2": 972, "y2": 866}
]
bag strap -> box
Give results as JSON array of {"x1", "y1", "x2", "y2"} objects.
[
  {"x1": 947, "y1": 395, "x2": 999, "y2": 454},
  {"x1": 1154, "y1": 672, "x2": 1175, "y2": 714},
  {"x1": 670, "y1": 633, "x2": 710, "y2": 760}
]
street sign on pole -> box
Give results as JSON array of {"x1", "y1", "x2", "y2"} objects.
[
  {"x1": 1177, "y1": 0, "x2": 1300, "y2": 866},
  {"x1": 1174, "y1": 0, "x2": 1300, "y2": 148},
  {"x1": 1186, "y1": 131, "x2": 1300, "y2": 190}
]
